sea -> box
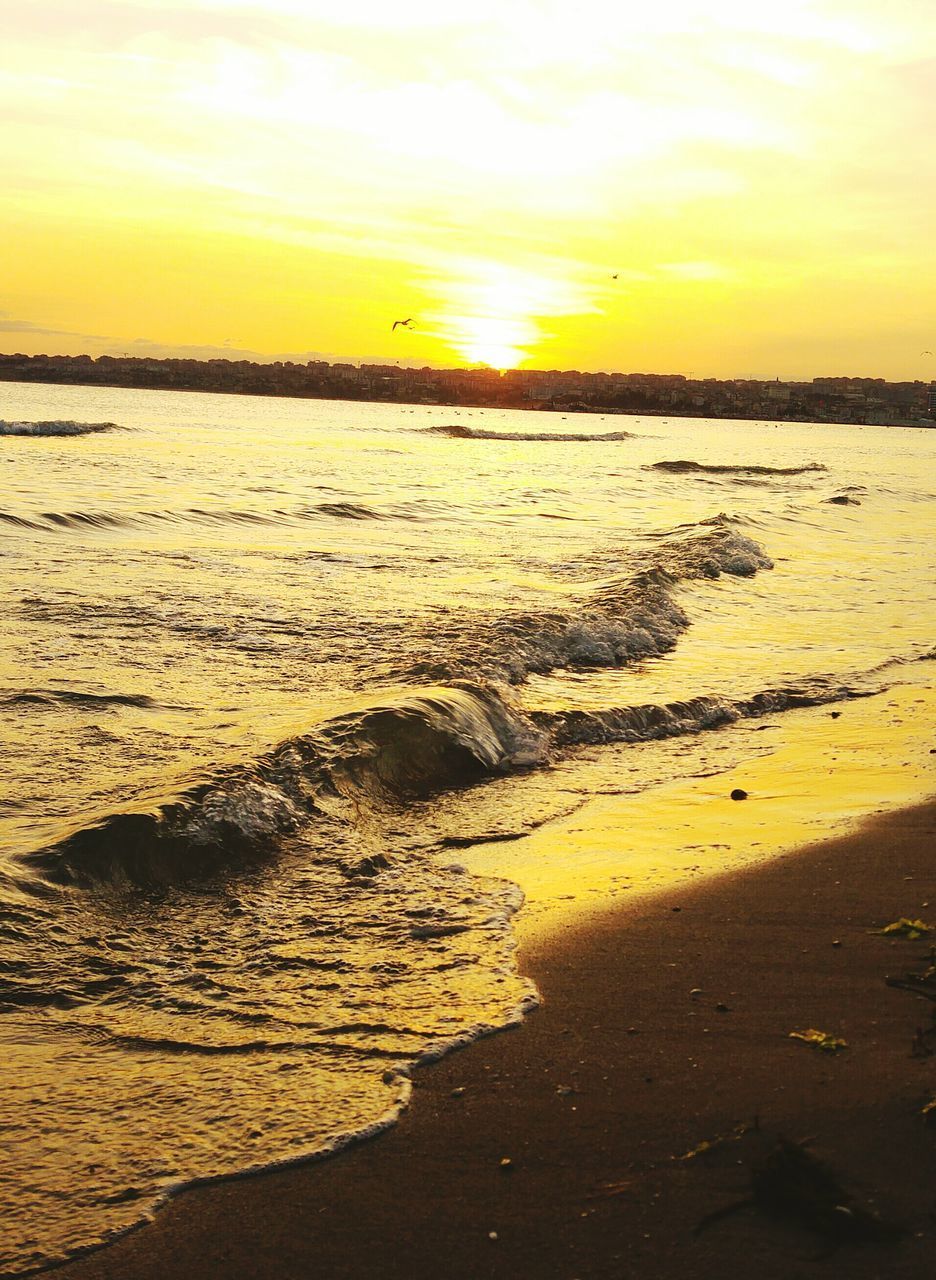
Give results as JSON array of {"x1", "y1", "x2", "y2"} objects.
[{"x1": 1, "y1": 382, "x2": 934, "y2": 1273}]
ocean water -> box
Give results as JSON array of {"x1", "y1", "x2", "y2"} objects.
[{"x1": 1, "y1": 382, "x2": 934, "y2": 1272}]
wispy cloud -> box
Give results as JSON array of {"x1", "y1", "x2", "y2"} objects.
[{"x1": 0, "y1": 314, "x2": 110, "y2": 341}]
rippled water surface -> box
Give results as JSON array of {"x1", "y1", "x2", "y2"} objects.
[{"x1": 1, "y1": 383, "x2": 934, "y2": 1272}]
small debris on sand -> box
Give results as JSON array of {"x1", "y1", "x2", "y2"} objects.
[
  {"x1": 789, "y1": 1028, "x2": 848, "y2": 1053},
  {"x1": 730, "y1": 788, "x2": 748, "y2": 801},
  {"x1": 878, "y1": 917, "x2": 933, "y2": 939}
]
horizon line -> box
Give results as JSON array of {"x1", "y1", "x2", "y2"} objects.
[{"x1": 2, "y1": 349, "x2": 933, "y2": 387}]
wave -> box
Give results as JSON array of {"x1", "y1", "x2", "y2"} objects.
[
  {"x1": 0, "y1": 511, "x2": 45, "y2": 531},
  {"x1": 19, "y1": 685, "x2": 545, "y2": 889},
  {"x1": 864, "y1": 645, "x2": 936, "y2": 677},
  {"x1": 0, "y1": 689, "x2": 158, "y2": 710},
  {"x1": 11, "y1": 517, "x2": 773, "y2": 890},
  {"x1": 649, "y1": 460, "x2": 826, "y2": 476},
  {"x1": 0, "y1": 499, "x2": 430, "y2": 534},
  {"x1": 397, "y1": 518, "x2": 774, "y2": 686},
  {"x1": 0, "y1": 419, "x2": 119, "y2": 437},
  {"x1": 20, "y1": 669, "x2": 881, "y2": 893},
  {"x1": 534, "y1": 681, "x2": 876, "y2": 748},
  {"x1": 304, "y1": 501, "x2": 401, "y2": 520},
  {"x1": 421, "y1": 424, "x2": 636, "y2": 442}
]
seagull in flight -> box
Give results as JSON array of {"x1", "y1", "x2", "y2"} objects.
[{"x1": 392, "y1": 318, "x2": 416, "y2": 331}]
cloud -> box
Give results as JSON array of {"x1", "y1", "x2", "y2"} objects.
[
  {"x1": 103, "y1": 337, "x2": 452, "y2": 367},
  {"x1": 0, "y1": 314, "x2": 109, "y2": 340}
]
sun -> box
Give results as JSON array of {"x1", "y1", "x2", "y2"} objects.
[
  {"x1": 427, "y1": 261, "x2": 590, "y2": 370},
  {"x1": 449, "y1": 315, "x2": 530, "y2": 370}
]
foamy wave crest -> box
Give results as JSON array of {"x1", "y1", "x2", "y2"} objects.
[
  {"x1": 19, "y1": 666, "x2": 880, "y2": 895},
  {"x1": 401, "y1": 519, "x2": 774, "y2": 686},
  {"x1": 534, "y1": 681, "x2": 876, "y2": 749},
  {"x1": 21, "y1": 686, "x2": 547, "y2": 888},
  {"x1": 421, "y1": 424, "x2": 636, "y2": 442},
  {"x1": 649, "y1": 459, "x2": 826, "y2": 476},
  {"x1": 0, "y1": 420, "x2": 119, "y2": 437}
]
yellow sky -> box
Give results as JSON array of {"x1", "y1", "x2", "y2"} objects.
[{"x1": 2, "y1": 0, "x2": 934, "y2": 377}]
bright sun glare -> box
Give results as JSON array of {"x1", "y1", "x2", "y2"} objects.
[
  {"x1": 447, "y1": 315, "x2": 531, "y2": 370},
  {"x1": 430, "y1": 262, "x2": 594, "y2": 368}
]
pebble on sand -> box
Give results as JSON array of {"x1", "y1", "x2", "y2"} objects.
[{"x1": 730, "y1": 788, "x2": 748, "y2": 801}]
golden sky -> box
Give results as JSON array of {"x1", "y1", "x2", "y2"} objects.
[{"x1": 2, "y1": 0, "x2": 934, "y2": 377}]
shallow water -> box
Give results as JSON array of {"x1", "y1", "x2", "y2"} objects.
[{"x1": 1, "y1": 383, "x2": 934, "y2": 1272}]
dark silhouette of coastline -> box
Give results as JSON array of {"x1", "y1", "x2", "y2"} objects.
[{"x1": 1, "y1": 352, "x2": 933, "y2": 426}]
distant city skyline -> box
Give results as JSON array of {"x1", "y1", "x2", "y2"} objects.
[
  {"x1": 2, "y1": 340, "x2": 934, "y2": 387},
  {"x1": 3, "y1": 350, "x2": 933, "y2": 432},
  {"x1": 4, "y1": 2, "x2": 935, "y2": 380}
]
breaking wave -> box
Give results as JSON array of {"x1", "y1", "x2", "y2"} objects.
[
  {"x1": 649, "y1": 459, "x2": 826, "y2": 476},
  {"x1": 20, "y1": 670, "x2": 879, "y2": 894},
  {"x1": 8, "y1": 516, "x2": 776, "y2": 892},
  {"x1": 12, "y1": 519, "x2": 773, "y2": 888},
  {"x1": 534, "y1": 681, "x2": 876, "y2": 748},
  {"x1": 0, "y1": 420, "x2": 119, "y2": 437},
  {"x1": 20, "y1": 685, "x2": 544, "y2": 889},
  {"x1": 397, "y1": 518, "x2": 774, "y2": 686},
  {"x1": 421, "y1": 423, "x2": 636, "y2": 442}
]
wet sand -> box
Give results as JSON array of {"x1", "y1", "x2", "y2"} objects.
[{"x1": 55, "y1": 800, "x2": 935, "y2": 1280}]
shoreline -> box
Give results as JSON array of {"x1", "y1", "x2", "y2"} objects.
[
  {"x1": 52, "y1": 798, "x2": 936, "y2": 1280},
  {"x1": 2, "y1": 372, "x2": 932, "y2": 429}
]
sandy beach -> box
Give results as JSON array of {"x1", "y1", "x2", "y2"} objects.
[{"x1": 51, "y1": 797, "x2": 935, "y2": 1280}]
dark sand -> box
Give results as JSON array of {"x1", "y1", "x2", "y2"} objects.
[{"x1": 56, "y1": 801, "x2": 935, "y2": 1279}]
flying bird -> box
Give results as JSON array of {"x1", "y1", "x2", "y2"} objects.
[{"x1": 392, "y1": 318, "x2": 416, "y2": 331}]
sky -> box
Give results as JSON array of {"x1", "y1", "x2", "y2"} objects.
[{"x1": 2, "y1": 0, "x2": 935, "y2": 378}]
